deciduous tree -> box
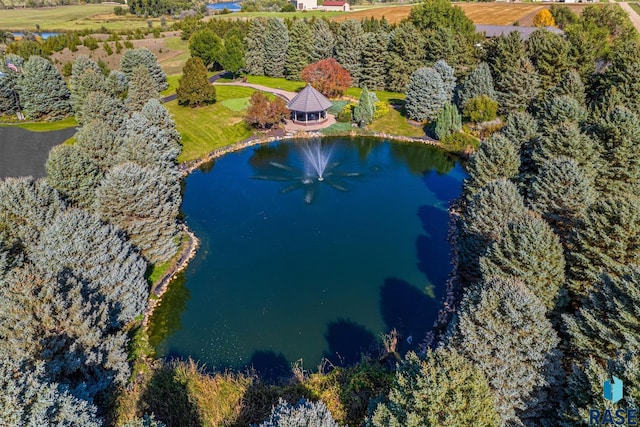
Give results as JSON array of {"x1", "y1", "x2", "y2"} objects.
[
  {"x1": 245, "y1": 92, "x2": 289, "y2": 129},
  {"x1": 189, "y1": 29, "x2": 223, "y2": 69},
  {"x1": 301, "y1": 58, "x2": 351, "y2": 98},
  {"x1": 176, "y1": 57, "x2": 217, "y2": 107},
  {"x1": 533, "y1": 9, "x2": 556, "y2": 27}
]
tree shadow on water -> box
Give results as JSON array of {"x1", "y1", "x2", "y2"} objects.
[
  {"x1": 379, "y1": 277, "x2": 438, "y2": 354},
  {"x1": 245, "y1": 350, "x2": 291, "y2": 383},
  {"x1": 416, "y1": 204, "x2": 453, "y2": 292},
  {"x1": 323, "y1": 318, "x2": 377, "y2": 366}
]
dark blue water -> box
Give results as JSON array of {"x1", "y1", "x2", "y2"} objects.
[
  {"x1": 206, "y1": 2, "x2": 241, "y2": 11},
  {"x1": 150, "y1": 137, "x2": 464, "y2": 377},
  {"x1": 12, "y1": 32, "x2": 59, "y2": 39}
]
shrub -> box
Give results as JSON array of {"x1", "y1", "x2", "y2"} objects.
[
  {"x1": 463, "y1": 95, "x2": 499, "y2": 123},
  {"x1": 336, "y1": 103, "x2": 354, "y2": 123},
  {"x1": 533, "y1": 9, "x2": 555, "y2": 27},
  {"x1": 83, "y1": 36, "x2": 99, "y2": 51},
  {"x1": 114, "y1": 5, "x2": 127, "y2": 15},
  {"x1": 434, "y1": 102, "x2": 462, "y2": 139},
  {"x1": 255, "y1": 398, "x2": 343, "y2": 427},
  {"x1": 440, "y1": 132, "x2": 480, "y2": 153},
  {"x1": 103, "y1": 41, "x2": 114, "y2": 55},
  {"x1": 373, "y1": 101, "x2": 389, "y2": 120}
]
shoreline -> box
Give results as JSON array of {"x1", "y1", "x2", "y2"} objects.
[{"x1": 145, "y1": 130, "x2": 447, "y2": 330}]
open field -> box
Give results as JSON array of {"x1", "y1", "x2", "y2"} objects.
[
  {"x1": 209, "y1": 9, "x2": 346, "y2": 21},
  {"x1": 167, "y1": 85, "x2": 257, "y2": 163},
  {"x1": 335, "y1": 2, "x2": 589, "y2": 25},
  {"x1": 0, "y1": 4, "x2": 175, "y2": 31}
]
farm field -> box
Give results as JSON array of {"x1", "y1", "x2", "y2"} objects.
[
  {"x1": 0, "y1": 4, "x2": 174, "y2": 31},
  {"x1": 336, "y1": 2, "x2": 589, "y2": 25}
]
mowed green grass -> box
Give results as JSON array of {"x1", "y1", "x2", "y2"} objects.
[
  {"x1": 0, "y1": 4, "x2": 169, "y2": 31},
  {"x1": 0, "y1": 117, "x2": 77, "y2": 131},
  {"x1": 368, "y1": 107, "x2": 425, "y2": 138},
  {"x1": 221, "y1": 97, "x2": 251, "y2": 111},
  {"x1": 160, "y1": 37, "x2": 191, "y2": 76},
  {"x1": 167, "y1": 86, "x2": 257, "y2": 163},
  {"x1": 245, "y1": 75, "x2": 306, "y2": 92}
]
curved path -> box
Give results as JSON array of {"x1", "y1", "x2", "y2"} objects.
[{"x1": 214, "y1": 81, "x2": 297, "y2": 102}]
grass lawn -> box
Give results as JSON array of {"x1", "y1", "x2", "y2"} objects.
[
  {"x1": 368, "y1": 107, "x2": 425, "y2": 138},
  {"x1": 221, "y1": 97, "x2": 251, "y2": 111},
  {"x1": 345, "y1": 87, "x2": 406, "y2": 104},
  {"x1": 245, "y1": 75, "x2": 306, "y2": 92},
  {"x1": 161, "y1": 71, "x2": 216, "y2": 97},
  {"x1": 0, "y1": 117, "x2": 77, "y2": 132},
  {"x1": 167, "y1": 86, "x2": 257, "y2": 163},
  {"x1": 0, "y1": 4, "x2": 173, "y2": 31},
  {"x1": 159, "y1": 37, "x2": 190, "y2": 76}
]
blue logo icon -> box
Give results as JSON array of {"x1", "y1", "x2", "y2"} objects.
[{"x1": 604, "y1": 376, "x2": 623, "y2": 404}]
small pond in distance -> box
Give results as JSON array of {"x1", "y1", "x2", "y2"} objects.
[{"x1": 150, "y1": 137, "x2": 465, "y2": 379}]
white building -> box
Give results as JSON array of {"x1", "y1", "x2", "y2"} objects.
[{"x1": 291, "y1": 0, "x2": 317, "y2": 10}]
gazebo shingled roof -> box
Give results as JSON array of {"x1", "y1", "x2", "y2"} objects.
[{"x1": 287, "y1": 84, "x2": 333, "y2": 113}]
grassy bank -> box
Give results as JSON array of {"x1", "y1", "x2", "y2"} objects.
[
  {"x1": 0, "y1": 117, "x2": 77, "y2": 131},
  {"x1": 167, "y1": 86, "x2": 257, "y2": 163}
]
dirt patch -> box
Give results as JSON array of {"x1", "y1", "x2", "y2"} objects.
[
  {"x1": 336, "y1": 2, "x2": 588, "y2": 26},
  {"x1": 50, "y1": 31, "x2": 185, "y2": 74}
]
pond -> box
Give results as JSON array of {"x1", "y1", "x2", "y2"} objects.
[
  {"x1": 206, "y1": 2, "x2": 242, "y2": 11},
  {"x1": 11, "y1": 32, "x2": 59, "y2": 40},
  {"x1": 150, "y1": 137, "x2": 465, "y2": 379},
  {"x1": 0, "y1": 126, "x2": 76, "y2": 179}
]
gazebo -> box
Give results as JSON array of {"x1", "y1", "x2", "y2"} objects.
[{"x1": 287, "y1": 84, "x2": 333, "y2": 124}]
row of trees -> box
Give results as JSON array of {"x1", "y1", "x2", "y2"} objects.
[{"x1": 1, "y1": 50, "x2": 182, "y2": 425}]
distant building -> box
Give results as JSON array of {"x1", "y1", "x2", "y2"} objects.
[
  {"x1": 292, "y1": 0, "x2": 317, "y2": 10},
  {"x1": 323, "y1": 0, "x2": 350, "y2": 11},
  {"x1": 475, "y1": 24, "x2": 564, "y2": 40},
  {"x1": 287, "y1": 84, "x2": 333, "y2": 124}
]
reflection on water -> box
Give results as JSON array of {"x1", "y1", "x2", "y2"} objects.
[
  {"x1": 148, "y1": 272, "x2": 191, "y2": 350},
  {"x1": 390, "y1": 142, "x2": 458, "y2": 175}
]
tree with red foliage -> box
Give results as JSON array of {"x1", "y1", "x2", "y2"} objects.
[
  {"x1": 301, "y1": 58, "x2": 352, "y2": 98},
  {"x1": 245, "y1": 92, "x2": 289, "y2": 129}
]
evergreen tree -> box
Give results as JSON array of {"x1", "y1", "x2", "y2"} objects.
[
  {"x1": 70, "y1": 69, "x2": 107, "y2": 124},
  {"x1": 94, "y1": 162, "x2": 181, "y2": 264},
  {"x1": 593, "y1": 105, "x2": 640, "y2": 196},
  {"x1": 46, "y1": 144, "x2": 102, "y2": 208},
  {"x1": 70, "y1": 55, "x2": 100, "y2": 85},
  {"x1": 0, "y1": 54, "x2": 23, "y2": 115},
  {"x1": 480, "y1": 213, "x2": 566, "y2": 311},
  {"x1": 0, "y1": 177, "x2": 66, "y2": 250},
  {"x1": 360, "y1": 31, "x2": 389, "y2": 91},
  {"x1": 127, "y1": 65, "x2": 160, "y2": 111},
  {"x1": 81, "y1": 91, "x2": 128, "y2": 133},
  {"x1": 75, "y1": 120, "x2": 123, "y2": 173},
  {"x1": 18, "y1": 55, "x2": 72, "y2": 120},
  {"x1": 219, "y1": 34, "x2": 245, "y2": 76},
  {"x1": 176, "y1": 57, "x2": 217, "y2": 107},
  {"x1": 537, "y1": 94, "x2": 588, "y2": 129},
  {"x1": 527, "y1": 29, "x2": 572, "y2": 90},
  {"x1": 122, "y1": 415, "x2": 166, "y2": 427},
  {"x1": 485, "y1": 31, "x2": 527, "y2": 82},
  {"x1": 548, "y1": 70, "x2": 586, "y2": 105},
  {"x1": 567, "y1": 196, "x2": 640, "y2": 298},
  {"x1": 256, "y1": 398, "x2": 342, "y2": 427},
  {"x1": 31, "y1": 208, "x2": 148, "y2": 326},
  {"x1": 464, "y1": 134, "x2": 520, "y2": 197},
  {"x1": 310, "y1": 19, "x2": 335, "y2": 63},
  {"x1": 405, "y1": 67, "x2": 446, "y2": 122},
  {"x1": 353, "y1": 87, "x2": 375, "y2": 126},
  {"x1": 565, "y1": 266, "x2": 640, "y2": 359},
  {"x1": 530, "y1": 157, "x2": 596, "y2": 237},
  {"x1": 244, "y1": 18, "x2": 267, "y2": 75},
  {"x1": 107, "y1": 70, "x2": 129, "y2": 99},
  {"x1": 500, "y1": 111, "x2": 538, "y2": 187},
  {"x1": 120, "y1": 48, "x2": 167, "y2": 92},
  {"x1": 368, "y1": 350, "x2": 500, "y2": 427},
  {"x1": 457, "y1": 62, "x2": 496, "y2": 109},
  {"x1": 264, "y1": 18, "x2": 289, "y2": 78},
  {"x1": 408, "y1": 0, "x2": 475, "y2": 39},
  {"x1": 0, "y1": 356, "x2": 100, "y2": 427},
  {"x1": 424, "y1": 27, "x2": 477, "y2": 75},
  {"x1": 496, "y1": 58, "x2": 540, "y2": 114},
  {"x1": 433, "y1": 59, "x2": 455, "y2": 102},
  {"x1": 335, "y1": 19, "x2": 365, "y2": 85},
  {"x1": 453, "y1": 277, "x2": 561, "y2": 425},
  {"x1": 385, "y1": 22, "x2": 425, "y2": 93},
  {"x1": 285, "y1": 19, "x2": 312, "y2": 80},
  {"x1": 433, "y1": 102, "x2": 461, "y2": 140},
  {"x1": 188, "y1": 29, "x2": 223, "y2": 69}
]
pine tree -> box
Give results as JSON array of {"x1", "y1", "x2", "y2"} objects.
[
  {"x1": 567, "y1": 196, "x2": 640, "y2": 298},
  {"x1": 219, "y1": 34, "x2": 245, "y2": 76},
  {"x1": 593, "y1": 105, "x2": 640, "y2": 197},
  {"x1": 244, "y1": 18, "x2": 267, "y2": 75},
  {"x1": 31, "y1": 208, "x2": 148, "y2": 326},
  {"x1": 548, "y1": 70, "x2": 586, "y2": 105},
  {"x1": 264, "y1": 18, "x2": 289, "y2": 78},
  {"x1": 285, "y1": 19, "x2": 312, "y2": 80},
  {"x1": 433, "y1": 59, "x2": 455, "y2": 102},
  {"x1": 464, "y1": 134, "x2": 520, "y2": 197},
  {"x1": 530, "y1": 157, "x2": 596, "y2": 237},
  {"x1": 107, "y1": 70, "x2": 129, "y2": 98},
  {"x1": 310, "y1": 19, "x2": 335, "y2": 63},
  {"x1": 496, "y1": 58, "x2": 540, "y2": 114},
  {"x1": 75, "y1": 120, "x2": 123, "y2": 173},
  {"x1": 127, "y1": 65, "x2": 160, "y2": 111},
  {"x1": 385, "y1": 22, "x2": 425, "y2": 93},
  {"x1": 70, "y1": 69, "x2": 107, "y2": 124},
  {"x1": 335, "y1": 19, "x2": 365, "y2": 86},
  {"x1": 405, "y1": 67, "x2": 447, "y2": 122},
  {"x1": 537, "y1": 94, "x2": 588, "y2": 129},
  {"x1": 453, "y1": 277, "x2": 561, "y2": 425},
  {"x1": 369, "y1": 350, "x2": 500, "y2": 427},
  {"x1": 81, "y1": 91, "x2": 128, "y2": 133},
  {"x1": 565, "y1": 266, "x2": 640, "y2": 359},
  {"x1": 176, "y1": 57, "x2": 217, "y2": 107},
  {"x1": 46, "y1": 144, "x2": 102, "y2": 208},
  {"x1": 433, "y1": 102, "x2": 461, "y2": 140},
  {"x1": 94, "y1": 162, "x2": 181, "y2": 264},
  {"x1": 18, "y1": 55, "x2": 72, "y2": 120},
  {"x1": 360, "y1": 31, "x2": 389, "y2": 91},
  {"x1": 70, "y1": 55, "x2": 101, "y2": 85},
  {"x1": 0, "y1": 356, "x2": 100, "y2": 427},
  {"x1": 486, "y1": 31, "x2": 527, "y2": 83},
  {"x1": 424, "y1": 27, "x2": 477, "y2": 75},
  {"x1": 353, "y1": 86, "x2": 375, "y2": 126},
  {"x1": 527, "y1": 29, "x2": 572, "y2": 90},
  {"x1": 480, "y1": 213, "x2": 565, "y2": 310},
  {"x1": 257, "y1": 398, "x2": 342, "y2": 427},
  {"x1": 0, "y1": 54, "x2": 23, "y2": 115},
  {"x1": 120, "y1": 47, "x2": 167, "y2": 91},
  {"x1": 457, "y1": 62, "x2": 496, "y2": 109}
]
